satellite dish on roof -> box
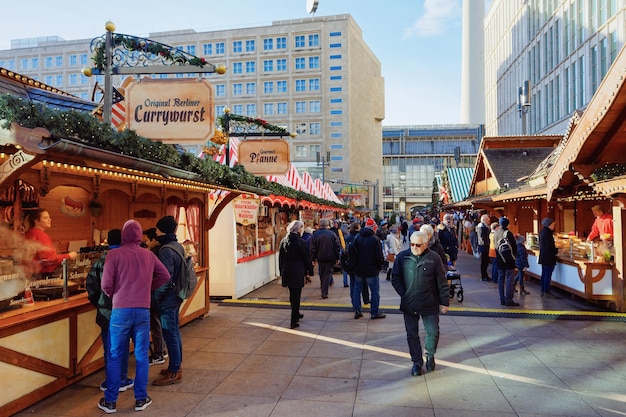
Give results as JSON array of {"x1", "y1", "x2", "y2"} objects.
[{"x1": 306, "y1": 0, "x2": 319, "y2": 14}]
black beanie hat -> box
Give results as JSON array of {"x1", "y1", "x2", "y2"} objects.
[
  {"x1": 156, "y1": 215, "x2": 177, "y2": 234},
  {"x1": 107, "y1": 229, "x2": 122, "y2": 246}
]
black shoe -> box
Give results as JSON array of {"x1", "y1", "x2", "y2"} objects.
[
  {"x1": 354, "y1": 311, "x2": 363, "y2": 319},
  {"x1": 134, "y1": 396, "x2": 152, "y2": 411},
  {"x1": 481, "y1": 277, "x2": 490, "y2": 282},
  {"x1": 343, "y1": 284, "x2": 349, "y2": 287},
  {"x1": 506, "y1": 301, "x2": 520, "y2": 306},
  {"x1": 98, "y1": 398, "x2": 116, "y2": 414},
  {"x1": 363, "y1": 299, "x2": 370, "y2": 305},
  {"x1": 520, "y1": 288, "x2": 530, "y2": 295},
  {"x1": 371, "y1": 313, "x2": 386, "y2": 319},
  {"x1": 411, "y1": 363, "x2": 423, "y2": 376},
  {"x1": 500, "y1": 301, "x2": 505, "y2": 305},
  {"x1": 321, "y1": 294, "x2": 328, "y2": 299},
  {"x1": 298, "y1": 313, "x2": 304, "y2": 319},
  {"x1": 290, "y1": 323, "x2": 299, "y2": 329},
  {"x1": 426, "y1": 356, "x2": 436, "y2": 372}
]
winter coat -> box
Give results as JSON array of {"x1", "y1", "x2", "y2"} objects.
[
  {"x1": 152, "y1": 234, "x2": 184, "y2": 311},
  {"x1": 352, "y1": 227, "x2": 384, "y2": 277},
  {"x1": 311, "y1": 228, "x2": 340, "y2": 263},
  {"x1": 428, "y1": 237, "x2": 448, "y2": 266},
  {"x1": 515, "y1": 242, "x2": 529, "y2": 270},
  {"x1": 476, "y1": 221, "x2": 490, "y2": 253},
  {"x1": 391, "y1": 248, "x2": 449, "y2": 316},
  {"x1": 279, "y1": 232, "x2": 314, "y2": 289},
  {"x1": 538, "y1": 226, "x2": 558, "y2": 266},
  {"x1": 438, "y1": 225, "x2": 459, "y2": 262},
  {"x1": 85, "y1": 249, "x2": 113, "y2": 330}
]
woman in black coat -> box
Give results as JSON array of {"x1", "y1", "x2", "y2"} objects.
[
  {"x1": 279, "y1": 220, "x2": 314, "y2": 328},
  {"x1": 538, "y1": 217, "x2": 558, "y2": 297}
]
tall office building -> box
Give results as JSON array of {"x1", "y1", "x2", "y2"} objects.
[
  {"x1": 0, "y1": 15, "x2": 384, "y2": 193},
  {"x1": 484, "y1": 0, "x2": 625, "y2": 137},
  {"x1": 382, "y1": 124, "x2": 483, "y2": 216}
]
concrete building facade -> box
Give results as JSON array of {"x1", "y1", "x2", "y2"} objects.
[
  {"x1": 484, "y1": 0, "x2": 625, "y2": 136},
  {"x1": 0, "y1": 15, "x2": 384, "y2": 197}
]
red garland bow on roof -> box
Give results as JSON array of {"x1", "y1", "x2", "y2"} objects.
[{"x1": 439, "y1": 185, "x2": 449, "y2": 204}]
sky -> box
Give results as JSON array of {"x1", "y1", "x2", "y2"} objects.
[{"x1": 0, "y1": 0, "x2": 488, "y2": 126}]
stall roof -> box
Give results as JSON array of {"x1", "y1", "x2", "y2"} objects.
[
  {"x1": 481, "y1": 147, "x2": 555, "y2": 188},
  {"x1": 0, "y1": 67, "x2": 99, "y2": 112},
  {"x1": 546, "y1": 43, "x2": 626, "y2": 200},
  {"x1": 446, "y1": 167, "x2": 474, "y2": 203}
]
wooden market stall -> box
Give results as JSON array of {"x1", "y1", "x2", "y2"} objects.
[{"x1": 0, "y1": 122, "x2": 239, "y2": 416}]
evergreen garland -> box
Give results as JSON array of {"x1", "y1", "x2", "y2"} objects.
[
  {"x1": 0, "y1": 93, "x2": 345, "y2": 208},
  {"x1": 590, "y1": 163, "x2": 626, "y2": 182}
]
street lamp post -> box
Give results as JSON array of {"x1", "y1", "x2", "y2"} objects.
[
  {"x1": 518, "y1": 80, "x2": 531, "y2": 135},
  {"x1": 391, "y1": 183, "x2": 395, "y2": 215}
]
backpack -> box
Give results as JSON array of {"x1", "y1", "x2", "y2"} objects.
[
  {"x1": 340, "y1": 237, "x2": 357, "y2": 274},
  {"x1": 160, "y1": 242, "x2": 197, "y2": 300},
  {"x1": 497, "y1": 233, "x2": 515, "y2": 264}
]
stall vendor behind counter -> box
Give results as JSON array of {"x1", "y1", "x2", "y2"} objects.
[
  {"x1": 25, "y1": 208, "x2": 77, "y2": 275},
  {"x1": 587, "y1": 205, "x2": 613, "y2": 242}
]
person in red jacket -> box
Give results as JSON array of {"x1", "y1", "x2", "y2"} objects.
[{"x1": 25, "y1": 209, "x2": 77, "y2": 276}]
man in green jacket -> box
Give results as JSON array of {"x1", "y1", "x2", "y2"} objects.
[{"x1": 391, "y1": 231, "x2": 449, "y2": 377}]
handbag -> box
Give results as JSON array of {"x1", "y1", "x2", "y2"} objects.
[{"x1": 386, "y1": 253, "x2": 396, "y2": 262}]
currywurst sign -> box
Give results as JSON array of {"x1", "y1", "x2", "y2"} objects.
[
  {"x1": 238, "y1": 140, "x2": 290, "y2": 175},
  {"x1": 125, "y1": 79, "x2": 215, "y2": 145}
]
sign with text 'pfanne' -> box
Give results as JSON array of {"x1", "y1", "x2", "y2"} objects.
[
  {"x1": 238, "y1": 139, "x2": 290, "y2": 175},
  {"x1": 125, "y1": 79, "x2": 214, "y2": 145}
]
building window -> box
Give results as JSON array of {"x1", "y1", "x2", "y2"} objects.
[
  {"x1": 55, "y1": 75, "x2": 63, "y2": 86},
  {"x1": 69, "y1": 74, "x2": 77, "y2": 85},
  {"x1": 308, "y1": 56, "x2": 320, "y2": 69},
  {"x1": 277, "y1": 80, "x2": 287, "y2": 93},
  {"x1": 186, "y1": 45, "x2": 196, "y2": 55},
  {"x1": 203, "y1": 43, "x2": 213, "y2": 55},
  {"x1": 330, "y1": 168, "x2": 343, "y2": 173},
  {"x1": 330, "y1": 87, "x2": 342, "y2": 92},
  {"x1": 330, "y1": 144, "x2": 343, "y2": 150},
  {"x1": 233, "y1": 40, "x2": 242, "y2": 53},
  {"x1": 215, "y1": 84, "x2": 225, "y2": 96},
  {"x1": 330, "y1": 75, "x2": 342, "y2": 80},
  {"x1": 246, "y1": 104, "x2": 256, "y2": 116},
  {"x1": 295, "y1": 101, "x2": 306, "y2": 113},
  {"x1": 263, "y1": 38, "x2": 273, "y2": 50},
  {"x1": 329, "y1": 54, "x2": 341, "y2": 59},
  {"x1": 20, "y1": 59, "x2": 28, "y2": 70},
  {"x1": 308, "y1": 34, "x2": 319, "y2": 47},
  {"x1": 233, "y1": 83, "x2": 243, "y2": 95},
  {"x1": 69, "y1": 55, "x2": 77, "y2": 66},
  {"x1": 276, "y1": 37, "x2": 287, "y2": 49},
  {"x1": 295, "y1": 145, "x2": 308, "y2": 158},
  {"x1": 233, "y1": 104, "x2": 243, "y2": 114},
  {"x1": 329, "y1": 32, "x2": 342, "y2": 37},
  {"x1": 295, "y1": 79, "x2": 306, "y2": 91},
  {"x1": 330, "y1": 156, "x2": 343, "y2": 161},
  {"x1": 295, "y1": 35, "x2": 305, "y2": 48},
  {"x1": 264, "y1": 103, "x2": 274, "y2": 115},
  {"x1": 330, "y1": 65, "x2": 342, "y2": 71},
  {"x1": 232, "y1": 62, "x2": 242, "y2": 74},
  {"x1": 330, "y1": 121, "x2": 343, "y2": 127},
  {"x1": 309, "y1": 122, "x2": 320, "y2": 135},
  {"x1": 45, "y1": 75, "x2": 53, "y2": 85},
  {"x1": 276, "y1": 58, "x2": 287, "y2": 71},
  {"x1": 80, "y1": 74, "x2": 88, "y2": 84},
  {"x1": 245, "y1": 40, "x2": 255, "y2": 52},
  {"x1": 264, "y1": 81, "x2": 274, "y2": 94},
  {"x1": 330, "y1": 110, "x2": 342, "y2": 115},
  {"x1": 277, "y1": 102, "x2": 287, "y2": 114},
  {"x1": 330, "y1": 98, "x2": 342, "y2": 103},
  {"x1": 329, "y1": 43, "x2": 342, "y2": 48},
  {"x1": 295, "y1": 57, "x2": 305, "y2": 70},
  {"x1": 309, "y1": 78, "x2": 320, "y2": 91},
  {"x1": 216, "y1": 105, "x2": 225, "y2": 115},
  {"x1": 45, "y1": 57, "x2": 52, "y2": 67},
  {"x1": 263, "y1": 59, "x2": 273, "y2": 72},
  {"x1": 330, "y1": 133, "x2": 342, "y2": 138},
  {"x1": 245, "y1": 82, "x2": 256, "y2": 95},
  {"x1": 245, "y1": 61, "x2": 256, "y2": 73},
  {"x1": 215, "y1": 42, "x2": 225, "y2": 54},
  {"x1": 309, "y1": 100, "x2": 320, "y2": 112},
  {"x1": 55, "y1": 56, "x2": 63, "y2": 66}
]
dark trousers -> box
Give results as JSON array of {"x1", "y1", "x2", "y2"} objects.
[
  {"x1": 540, "y1": 263, "x2": 555, "y2": 293},
  {"x1": 318, "y1": 262, "x2": 334, "y2": 296},
  {"x1": 480, "y1": 250, "x2": 490, "y2": 279},
  {"x1": 289, "y1": 287, "x2": 302, "y2": 326},
  {"x1": 150, "y1": 308, "x2": 165, "y2": 357},
  {"x1": 403, "y1": 312, "x2": 440, "y2": 366}
]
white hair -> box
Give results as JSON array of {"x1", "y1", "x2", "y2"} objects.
[
  {"x1": 419, "y1": 224, "x2": 434, "y2": 237},
  {"x1": 287, "y1": 220, "x2": 304, "y2": 234}
]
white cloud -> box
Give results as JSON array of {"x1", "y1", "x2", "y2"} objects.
[{"x1": 403, "y1": 0, "x2": 462, "y2": 38}]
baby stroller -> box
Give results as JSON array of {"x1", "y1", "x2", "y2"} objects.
[{"x1": 446, "y1": 267, "x2": 463, "y2": 302}]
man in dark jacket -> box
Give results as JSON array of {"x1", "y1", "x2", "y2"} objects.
[
  {"x1": 151, "y1": 215, "x2": 185, "y2": 386},
  {"x1": 476, "y1": 214, "x2": 492, "y2": 281},
  {"x1": 392, "y1": 231, "x2": 449, "y2": 377},
  {"x1": 351, "y1": 218, "x2": 385, "y2": 320},
  {"x1": 538, "y1": 217, "x2": 558, "y2": 297},
  {"x1": 311, "y1": 218, "x2": 340, "y2": 299},
  {"x1": 494, "y1": 217, "x2": 518, "y2": 306}
]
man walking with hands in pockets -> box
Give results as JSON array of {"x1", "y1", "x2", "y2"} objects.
[{"x1": 391, "y1": 231, "x2": 449, "y2": 377}]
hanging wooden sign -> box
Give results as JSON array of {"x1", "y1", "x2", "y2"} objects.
[{"x1": 237, "y1": 139, "x2": 290, "y2": 175}]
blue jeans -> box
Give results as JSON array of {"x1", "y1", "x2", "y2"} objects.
[
  {"x1": 105, "y1": 308, "x2": 150, "y2": 402},
  {"x1": 498, "y1": 268, "x2": 515, "y2": 304},
  {"x1": 403, "y1": 313, "x2": 440, "y2": 365},
  {"x1": 352, "y1": 275, "x2": 380, "y2": 316},
  {"x1": 349, "y1": 274, "x2": 370, "y2": 307},
  {"x1": 159, "y1": 305, "x2": 183, "y2": 372},
  {"x1": 491, "y1": 258, "x2": 499, "y2": 283},
  {"x1": 540, "y1": 263, "x2": 555, "y2": 293},
  {"x1": 101, "y1": 327, "x2": 131, "y2": 389},
  {"x1": 514, "y1": 268, "x2": 524, "y2": 285},
  {"x1": 342, "y1": 270, "x2": 349, "y2": 287}
]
